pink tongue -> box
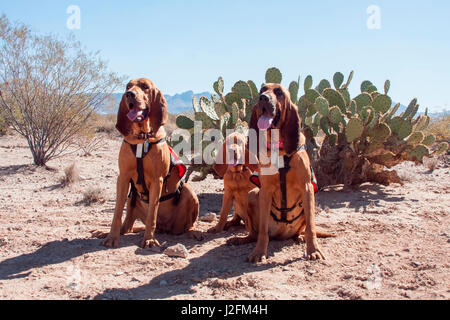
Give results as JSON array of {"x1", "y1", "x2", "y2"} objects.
[
  {"x1": 258, "y1": 115, "x2": 274, "y2": 130},
  {"x1": 127, "y1": 109, "x2": 144, "y2": 122}
]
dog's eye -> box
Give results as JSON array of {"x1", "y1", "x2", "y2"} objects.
[
  {"x1": 274, "y1": 88, "x2": 284, "y2": 97},
  {"x1": 141, "y1": 83, "x2": 149, "y2": 90},
  {"x1": 260, "y1": 86, "x2": 268, "y2": 94}
]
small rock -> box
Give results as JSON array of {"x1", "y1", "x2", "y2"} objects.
[
  {"x1": 305, "y1": 268, "x2": 316, "y2": 275},
  {"x1": 159, "y1": 280, "x2": 168, "y2": 286},
  {"x1": 200, "y1": 213, "x2": 217, "y2": 222},
  {"x1": 411, "y1": 261, "x2": 422, "y2": 268},
  {"x1": 0, "y1": 237, "x2": 8, "y2": 247},
  {"x1": 163, "y1": 244, "x2": 189, "y2": 258}
]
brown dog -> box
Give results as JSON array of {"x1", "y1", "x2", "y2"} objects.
[
  {"x1": 94, "y1": 78, "x2": 199, "y2": 248},
  {"x1": 246, "y1": 83, "x2": 332, "y2": 262},
  {"x1": 211, "y1": 132, "x2": 334, "y2": 249},
  {"x1": 208, "y1": 132, "x2": 258, "y2": 234}
]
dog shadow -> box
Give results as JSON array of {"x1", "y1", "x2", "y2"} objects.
[
  {"x1": 0, "y1": 235, "x2": 142, "y2": 281},
  {"x1": 317, "y1": 183, "x2": 405, "y2": 212},
  {"x1": 93, "y1": 238, "x2": 304, "y2": 300},
  {"x1": 197, "y1": 192, "x2": 225, "y2": 217}
]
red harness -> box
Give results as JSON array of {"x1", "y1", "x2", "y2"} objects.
[{"x1": 125, "y1": 139, "x2": 187, "y2": 206}]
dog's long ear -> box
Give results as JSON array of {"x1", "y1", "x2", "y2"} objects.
[
  {"x1": 149, "y1": 87, "x2": 168, "y2": 134},
  {"x1": 213, "y1": 140, "x2": 228, "y2": 178},
  {"x1": 116, "y1": 95, "x2": 132, "y2": 136},
  {"x1": 249, "y1": 105, "x2": 260, "y2": 159},
  {"x1": 245, "y1": 147, "x2": 259, "y2": 173},
  {"x1": 280, "y1": 99, "x2": 301, "y2": 155}
]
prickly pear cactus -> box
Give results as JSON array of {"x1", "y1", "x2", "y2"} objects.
[
  {"x1": 297, "y1": 71, "x2": 447, "y2": 187},
  {"x1": 175, "y1": 68, "x2": 448, "y2": 186},
  {"x1": 175, "y1": 67, "x2": 287, "y2": 181}
]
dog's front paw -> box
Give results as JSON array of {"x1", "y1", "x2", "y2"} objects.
[
  {"x1": 247, "y1": 248, "x2": 267, "y2": 263},
  {"x1": 140, "y1": 237, "x2": 160, "y2": 249},
  {"x1": 207, "y1": 225, "x2": 224, "y2": 234},
  {"x1": 101, "y1": 233, "x2": 120, "y2": 248},
  {"x1": 306, "y1": 240, "x2": 325, "y2": 260},
  {"x1": 90, "y1": 230, "x2": 109, "y2": 239}
]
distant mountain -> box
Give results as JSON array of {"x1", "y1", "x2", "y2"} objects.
[
  {"x1": 393, "y1": 103, "x2": 448, "y2": 118},
  {"x1": 98, "y1": 91, "x2": 212, "y2": 115}
]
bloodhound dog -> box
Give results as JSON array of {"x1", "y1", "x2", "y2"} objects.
[
  {"x1": 208, "y1": 132, "x2": 258, "y2": 234},
  {"x1": 93, "y1": 78, "x2": 199, "y2": 248},
  {"x1": 246, "y1": 83, "x2": 334, "y2": 262},
  {"x1": 211, "y1": 131, "x2": 334, "y2": 250}
]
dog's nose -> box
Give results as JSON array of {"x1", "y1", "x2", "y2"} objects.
[
  {"x1": 126, "y1": 91, "x2": 136, "y2": 99},
  {"x1": 259, "y1": 93, "x2": 270, "y2": 102}
]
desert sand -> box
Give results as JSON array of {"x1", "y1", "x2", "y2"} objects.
[{"x1": 0, "y1": 132, "x2": 448, "y2": 300}]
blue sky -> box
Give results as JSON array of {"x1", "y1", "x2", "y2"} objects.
[{"x1": 2, "y1": 0, "x2": 450, "y2": 112}]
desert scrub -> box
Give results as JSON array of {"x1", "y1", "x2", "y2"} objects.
[
  {"x1": 425, "y1": 114, "x2": 450, "y2": 143},
  {"x1": 81, "y1": 187, "x2": 106, "y2": 206},
  {"x1": 0, "y1": 15, "x2": 123, "y2": 166},
  {"x1": 59, "y1": 163, "x2": 80, "y2": 187}
]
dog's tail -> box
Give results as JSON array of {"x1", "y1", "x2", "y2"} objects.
[{"x1": 315, "y1": 229, "x2": 337, "y2": 238}]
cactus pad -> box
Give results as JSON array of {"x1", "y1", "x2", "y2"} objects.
[
  {"x1": 213, "y1": 77, "x2": 224, "y2": 96},
  {"x1": 407, "y1": 144, "x2": 430, "y2": 162},
  {"x1": 176, "y1": 115, "x2": 195, "y2": 130},
  {"x1": 389, "y1": 117, "x2": 413, "y2": 140},
  {"x1": 316, "y1": 79, "x2": 331, "y2": 94},
  {"x1": 333, "y1": 72, "x2": 344, "y2": 89},
  {"x1": 361, "y1": 80, "x2": 373, "y2": 93},
  {"x1": 304, "y1": 75, "x2": 313, "y2": 92},
  {"x1": 354, "y1": 93, "x2": 373, "y2": 111},
  {"x1": 320, "y1": 116, "x2": 330, "y2": 135},
  {"x1": 305, "y1": 89, "x2": 320, "y2": 104},
  {"x1": 346, "y1": 117, "x2": 364, "y2": 143},
  {"x1": 214, "y1": 102, "x2": 228, "y2": 117},
  {"x1": 265, "y1": 67, "x2": 282, "y2": 84},
  {"x1": 289, "y1": 81, "x2": 299, "y2": 103},
  {"x1": 406, "y1": 131, "x2": 424, "y2": 146},
  {"x1": 232, "y1": 81, "x2": 252, "y2": 100},
  {"x1": 421, "y1": 134, "x2": 436, "y2": 147},
  {"x1": 322, "y1": 88, "x2": 346, "y2": 112},
  {"x1": 247, "y1": 80, "x2": 259, "y2": 99},
  {"x1": 370, "y1": 123, "x2": 391, "y2": 142},
  {"x1": 329, "y1": 106, "x2": 343, "y2": 124},
  {"x1": 315, "y1": 96, "x2": 330, "y2": 116},
  {"x1": 200, "y1": 96, "x2": 219, "y2": 121},
  {"x1": 384, "y1": 80, "x2": 391, "y2": 94},
  {"x1": 372, "y1": 94, "x2": 392, "y2": 114},
  {"x1": 434, "y1": 142, "x2": 449, "y2": 155}
]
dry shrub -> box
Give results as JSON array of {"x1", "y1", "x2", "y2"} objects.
[
  {"x1": 0, "y1": 15, "x2": 123, "y2": 166},
  {"x1": 396, "y1": 167, "x2": 416, "y2": 183},
  {"x1": 82, "y1": 187, "x2": 105, "y2": 206},
  {"x1": 60, "y1": 163, "x2": 79, "y2": 187},
  {"x1": 0, "y1": 113, "x2": 9, "y2": 136},
  {"x1": 424, "y1": 157, "x2": 438, "y2": 172},
  {"x1": 88, "y1": 113, "x2": 118, "y2": 135},
  {"x1": 425, "y1": 114, "x2": 450, "y2": 143},
  {"x1": 75, "y1": 126, "x2": 103, "y2": 156}
]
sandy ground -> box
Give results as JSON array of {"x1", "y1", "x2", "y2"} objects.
[{"x1": 0, "y1": 132, "x2": 449, "y2": 300}]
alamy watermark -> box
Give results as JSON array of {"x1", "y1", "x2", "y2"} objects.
[
  {"x1": 367, "y1": 5, "x2": 381, "y2": 30},
  {"x1": 66, "y1": 5, "x2": 81, "y2": 30},
  {"x1": 66, "y1": 263, "x2": 82, "y2": 292},
  {"x1": 169, "y1": 124, "x2": 284, "y2": 176},
  {"x1": 366, "y1": 264, "x2": 382, "y2": 290}
]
